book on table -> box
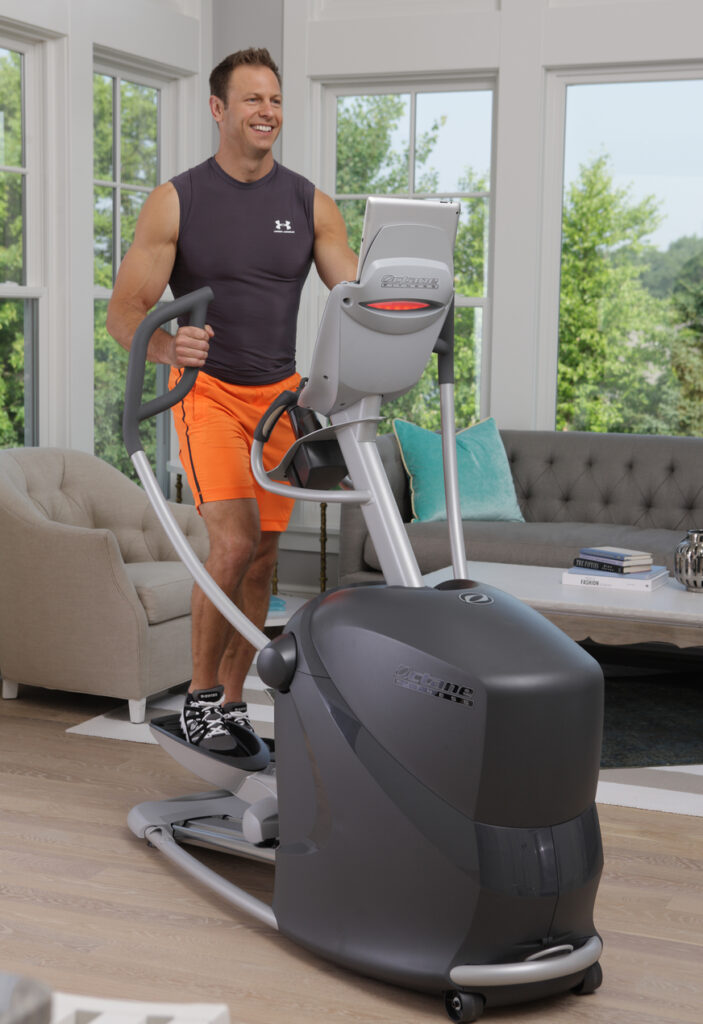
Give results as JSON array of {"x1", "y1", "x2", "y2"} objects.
[
  {"x1": 578, "y1": 545, "x2": 654, "y2": 563},
  {"x1": 573, "y1": 556, "x2": 652, "y2": 574},
  {"x1": 562, "y1": 565, "x2": 669, "y2": 591}
]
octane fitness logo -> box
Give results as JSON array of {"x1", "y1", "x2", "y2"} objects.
[
  {"x1": 380, "y1": 274, "x2": 440, "y2": 289},
  {"x1": 393, "y1": 665, "x2": 475, "y2": 707}
]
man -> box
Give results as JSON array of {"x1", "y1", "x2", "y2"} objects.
[{"x1": 107, "y1": 48, "x2": 358, "y2": 753}]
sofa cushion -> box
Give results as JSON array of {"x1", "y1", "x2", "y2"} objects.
[
  {"x1": 393, "y1": 417, "x2": 524, "y2": 523},
  {"x1": 124, "y1": 561, "x2": 194, "y2": 624}
]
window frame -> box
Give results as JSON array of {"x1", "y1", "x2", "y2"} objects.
[
  {"x1": 92, "y1": 57, "x2": 175, "y2": 493},
  {"x1": 0, "y1": 33, "x2": 42, "y2": 446},
  {"x1": 322, "y1": 75, "x2": 496, "y2": 419},
  {"x1": 537, "y1": 61, "x2": 703, "y2": 430}
]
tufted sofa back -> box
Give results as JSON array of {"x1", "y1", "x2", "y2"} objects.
[
  {"x1": 501, "y1": 429, "x2": 703, "y2": 532},
  {"x1": 0, "y1": 447, "x2": 186, "y2": 563}
]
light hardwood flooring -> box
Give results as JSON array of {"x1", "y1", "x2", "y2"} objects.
[{"x1": 1, "y1": 687, "x2": 702, "y2": 1024}]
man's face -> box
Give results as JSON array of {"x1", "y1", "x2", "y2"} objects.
[{"x1": 212, "y1": 64, "x2": 282, "y2": 157}]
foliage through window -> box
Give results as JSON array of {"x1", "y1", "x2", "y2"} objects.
[
  {"x1": 93, "y1": 70, "x2": 161, "y2": 477},
  {"x1": 558, "y1": 78, "x2": 703, "y2": 435},
  {"x1": 333, "y1": 87, "x2": 492, "y2": 431}
]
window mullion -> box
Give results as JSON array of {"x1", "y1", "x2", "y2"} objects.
[{"x1": 113, "y1": 74, "x2": 121, "y2": 286}]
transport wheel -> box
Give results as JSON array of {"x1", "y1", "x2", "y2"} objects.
[
  {"x1": 444, "y1": 990, "x2": 485, "y2": 1022},
  {"x1": 573, "y1": 961, "x2": 603, "y2": 995}
]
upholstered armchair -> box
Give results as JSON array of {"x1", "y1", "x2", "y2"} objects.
[{"x1": 0, "y1": 447, "x2": 208, "y2": 722}]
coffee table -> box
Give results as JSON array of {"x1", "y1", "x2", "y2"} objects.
[{"x1": 423, "y1": 562, "x2": 703, "y2": 650}]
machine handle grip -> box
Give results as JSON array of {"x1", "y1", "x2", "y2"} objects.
[
  {"x1": 253, "y1": 379, "x2": 307, "y2": 445},
  {"x1": 434, "y1": 296, "x2": 455, "y2": 385},
  {"x1": 123, "y1": 286, "x2": 214, "y2": 456}
]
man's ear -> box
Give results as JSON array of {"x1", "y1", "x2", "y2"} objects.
[{"x1": 209, "y1": 95, "x2": 224, "y2": 122}]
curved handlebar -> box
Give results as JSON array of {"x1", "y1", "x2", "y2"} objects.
[
  {"x1": 253, "y1": 379, "x2": 306, "y2": 445},
  {"x1": 123, "y1": 286, "x2": 214, "y2": 456}
]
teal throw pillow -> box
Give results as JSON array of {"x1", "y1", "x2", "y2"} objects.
[{"x1": 393, "y1": 417, "x2": 524, "y2": 523}]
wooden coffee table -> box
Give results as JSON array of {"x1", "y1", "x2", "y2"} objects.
[{"x1": 423, "y1": 561, "x2": 703, "y2": 650}]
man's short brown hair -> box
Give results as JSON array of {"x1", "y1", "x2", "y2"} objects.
[{"x1": 209, "y1": 48, "x2": 282, "y2": 103}]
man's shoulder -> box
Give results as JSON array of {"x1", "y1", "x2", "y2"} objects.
[
  {"x1": 171, "y1": 158, "x2": 212, "y2": 189},
  {"x1": 275, "y1": 162, "x2": 316, "y2": 194}
]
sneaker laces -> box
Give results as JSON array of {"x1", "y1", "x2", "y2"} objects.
[
  {"x1": 181, "y1": 686, "x2": 231, "y2": 745},
  {"x1": 221, "y1": 701, "x2": 255, "y2": 733}
]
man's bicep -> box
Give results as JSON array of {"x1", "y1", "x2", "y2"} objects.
[
  {"x1": 313, "y1": 190, "x2": 358, "y2": 289},
  {"x1": 108, "y1": 185, "x2": 178, "y2": 326}
]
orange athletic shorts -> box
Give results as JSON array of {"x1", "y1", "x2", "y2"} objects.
[{"x1": 169, "y1": 368, "x2": 301, "y2": 532}]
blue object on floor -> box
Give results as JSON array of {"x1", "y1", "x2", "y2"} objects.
[{"x1": 268, "y1": 595, "x2": 287, "y2": 613}]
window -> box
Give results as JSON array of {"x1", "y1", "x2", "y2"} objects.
[
  {"x1": 0, "y1": 42, "x2": 38, "y2": 447},
  {"x1": 93, "y1": 67, "x2": 168, "y2": 481},
  {"x1": 557, "y1": 76, "x2": 703, "y2": 435},
  {"x1": 330, "y1": 84, "x2": 493, "y2": 429}
]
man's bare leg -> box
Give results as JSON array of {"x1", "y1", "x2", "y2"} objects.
[
  {"x1": 215, "y1": 530, "x2": 280, "y2": 702},
  {"x1": 189, "y1": 497, "x2": 265, "y2": 696}
]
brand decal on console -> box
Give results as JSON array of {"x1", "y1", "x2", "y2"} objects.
[
  {"x1": 459, "y1": 592, "x2": 494, "y2": 606},
  {"x1": 380, "y1": 274, "x2": 440, "y2": 290},
  {"x1": 393, "y1": 665, "x2": 474, "y2": 707}
]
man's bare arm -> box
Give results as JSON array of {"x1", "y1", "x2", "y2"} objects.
[
  {"x1": 312, "y1": 190, "x2": 358, "y2": 290},
  {"x1": 106, "y1": 183, "x2": 211, "y2": 367}
]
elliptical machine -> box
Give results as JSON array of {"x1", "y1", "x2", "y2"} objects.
[{"x1": 124, "y1": 198, "x2": 604, "y2": 1023}]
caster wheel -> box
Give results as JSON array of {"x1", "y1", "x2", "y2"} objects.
[
  {"x1": 573, "y1": 960, "x2": 603, "y2": 995},
  {"x1": 444, "y1": 990, "x2": 485, "y2": 1023}
]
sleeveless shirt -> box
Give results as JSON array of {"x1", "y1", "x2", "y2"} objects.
[{"x1": 169, "y1": 158, "x2": 315, "y2": 385}]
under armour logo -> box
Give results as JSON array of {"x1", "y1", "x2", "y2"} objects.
[{"x1": 274, "y1": 219, "x2": 294, "y2": 233}]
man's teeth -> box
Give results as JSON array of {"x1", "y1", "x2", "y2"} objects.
[{"x1": 253, "y1": 125, "x2": 273, "y2": 132}]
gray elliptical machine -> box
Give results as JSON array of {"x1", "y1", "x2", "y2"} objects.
[{"x1": 124, "y1": 198, "x2": 604, "y2": 1023}]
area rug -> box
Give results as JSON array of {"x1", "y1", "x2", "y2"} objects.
[{"x1": 66, "y1": 674, "x2": 274, "y2": 744}]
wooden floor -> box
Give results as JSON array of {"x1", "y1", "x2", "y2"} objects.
[{"x1": 1, "y1": 687, "x2": 702, "y2": 1024}]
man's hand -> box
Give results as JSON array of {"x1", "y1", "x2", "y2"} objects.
[{"x1": 168, "y1": 324, "x2": 214, "y2": 367}]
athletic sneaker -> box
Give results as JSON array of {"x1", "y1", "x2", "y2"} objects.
[
  {"x1": 180, "y1": 685, "x2": 242, "y2": 753},
  {"x1": 221, "y1": 701, "x2": 255, "y2": 733}
]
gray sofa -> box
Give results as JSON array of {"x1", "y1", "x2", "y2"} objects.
[{"x1": 339, "y1": 429, "x2": 703, "y2": 585}]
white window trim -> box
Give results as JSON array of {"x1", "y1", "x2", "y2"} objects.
[{"x1": 536, "y1": 61, "x2": 703, "y2": 429}]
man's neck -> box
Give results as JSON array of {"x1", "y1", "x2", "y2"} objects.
[{"x1": 214, "y1": 148, "x2": 275, "y2": 183}]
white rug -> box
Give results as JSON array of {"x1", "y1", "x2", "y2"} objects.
[{"x1": 68, "y1": 692, "x2": 703, "y2": 816}]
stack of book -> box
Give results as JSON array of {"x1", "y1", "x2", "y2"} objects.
[{"x1": 562, "y1": 546, "x2": 670, "y2": 591}]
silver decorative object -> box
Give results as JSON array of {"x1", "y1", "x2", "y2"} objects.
[{"x1": 674, "y1": 529, "x2": 703, "y2": 591}]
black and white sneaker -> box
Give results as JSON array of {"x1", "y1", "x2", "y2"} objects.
[
  {"x1": 180, "y1": 685, "x2": 241, "y2": 753},
  {"x1": 221, "y1": 701, "x2": 256, "y2": 733}
]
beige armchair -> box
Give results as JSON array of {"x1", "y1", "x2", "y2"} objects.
[{"x1": 0, "y1": 447, "x2": 208, "y2": 722}]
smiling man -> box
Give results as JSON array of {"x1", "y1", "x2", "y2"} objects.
[{"x1": 107, "y1": 48, "x2": 357, "y2": 754}]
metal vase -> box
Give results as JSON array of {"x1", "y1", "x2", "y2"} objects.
[{"x1": 674, "y1": 529, "x2": 703, "y2": 591}]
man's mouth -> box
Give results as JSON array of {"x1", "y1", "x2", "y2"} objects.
[{"x1": 252, "y1": 124, "x2": 274, "y2": 134}]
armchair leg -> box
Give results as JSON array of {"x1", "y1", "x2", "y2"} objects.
[
  {"x1": 2, "y1": 680, "x2": 19, "y2": 699},
  {"x1": 128, "y1": 698, "x2": 147, "y2": 724}
]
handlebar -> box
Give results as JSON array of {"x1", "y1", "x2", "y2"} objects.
[{"x1": 122, "y1": 286, "x2": 214, "y2": 456}]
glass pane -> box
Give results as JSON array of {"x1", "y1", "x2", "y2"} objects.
[
  {"x1": 454, "y1": 198, "x2": 489, "y2": 298},
  {"x1": 379, "y1": 306, "x2": 481, "y2": 432},
  {"x1": 94, "y1": 185, "x2": 114, "y2": 287},
  {"x1": 0, "y1": 47, "x2": 23, "y2": 168},
  {"x1": 120, "y1": 79, "x2": 159, "y2": 187},
  {"x1": 337, "y1": 198, "x2": 366, "y2": 255},
  {"x1": 94, "y1": 299, "x2": 157, "y2": 479},
  {"x1": 336, "y1": 94, "x2": 410, "y2": 194},
  {"x1": 415, "y1": 90, "x2": 492, "y2": 193},
  {"x1": 0, "y1": 298, "x2": 27, "y2": 446},
  {"x1": 93, "y1": 73, "x2": 114, "y2": 180},
  {"x1": 120, "y1": 189, "x2": 147, "y2": 260},
  {"x1": 0, "y1": 171, "x2": 24, "y2": 284},
  {"x1": 558, "y1": 79, "x2": 703, "y2": 435}
]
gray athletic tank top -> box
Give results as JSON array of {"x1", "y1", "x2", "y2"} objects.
[{"x1": 169, "y1": 158, "x2": 315, "y2": 385}]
